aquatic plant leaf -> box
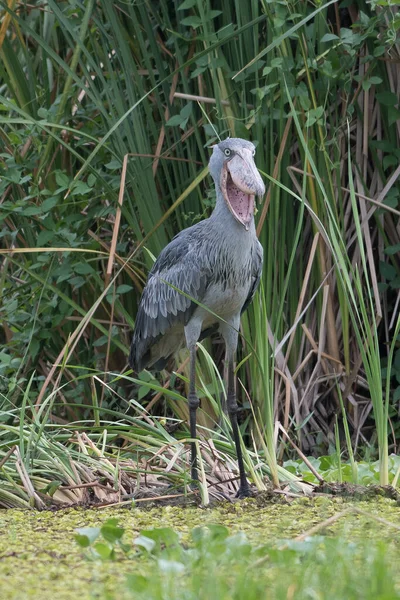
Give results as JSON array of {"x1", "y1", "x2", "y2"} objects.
[{"x1": 75, "y1": 527, "x2": 101, "y2": 547}]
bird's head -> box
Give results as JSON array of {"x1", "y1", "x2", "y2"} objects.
[{"x1": 209, "y1": 138, "x2": 265, "y2": 230}]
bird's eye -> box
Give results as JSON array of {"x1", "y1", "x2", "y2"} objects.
[
  {"x1": 224, "y1": 148, "x2": 231, "y2": 157},
  {"x1": 252, "y1": 149, "x2": 256, "y2": 157}
]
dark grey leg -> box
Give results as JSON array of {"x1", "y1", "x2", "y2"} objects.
[
  {"x1": 188, "y1": 344, "x2": 199, "y2": 482},
  {"x1": 226, "y1": 356, "x2": 251, "y2": 498}
]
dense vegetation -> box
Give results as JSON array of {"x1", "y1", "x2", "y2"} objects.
[{"x1": 0, "y1": 0, "x2": 399, "y2": 507}]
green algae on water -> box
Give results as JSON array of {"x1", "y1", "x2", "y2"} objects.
[{"x1": 1, "y1": 497, "x2": 400, "y2": 600}]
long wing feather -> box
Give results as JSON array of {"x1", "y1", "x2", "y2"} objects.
[{"x1": 130, "y1": 225, "x2": 211, "y2": 371}]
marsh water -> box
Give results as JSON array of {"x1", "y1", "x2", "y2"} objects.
[{"x1": 1, "y1": 496, "x2": 399, "y2": 600}]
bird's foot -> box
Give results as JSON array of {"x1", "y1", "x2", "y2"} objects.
[
  {"x1": 189, "y1": 481, "x2": 199, "y2": 494},
  {"x1": 236, "y1": 484, "x2": 253, "y2": 499}
]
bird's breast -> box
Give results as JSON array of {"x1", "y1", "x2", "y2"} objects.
[
  {"x1": 191, "y1": 231, "x2": 256, "y2": 326},
  {"x1": 197, "y1": 279, "x2": 251, "y2": 327}
]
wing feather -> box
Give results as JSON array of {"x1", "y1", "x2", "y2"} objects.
[{"x1": 130, "y1": 226, "x2": 210, "y2": 371}]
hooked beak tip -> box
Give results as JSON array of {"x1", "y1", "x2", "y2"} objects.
[{"x1": 258, "y1": 183, "x2": 266, "y2": 198}]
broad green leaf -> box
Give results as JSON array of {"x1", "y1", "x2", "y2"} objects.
[
  {"x1": 320, "y1": 33, "x2": 339, "y2": 42},
  {"x1": 384, "y1": 243, "x2": 400, "y2": 256},
  {"x1": 75, "y1": 527, "x2": 101, "y2": 546},
  {"x1": 180, "y1": 16, "x2": 202, "y2": 27},
  {"x1": 116, "y1": 284, "x2": 133, "y2": 294},
  {"x1": 376, "y1": 91, "x2": 398, "y2": 106},
  {"x1": 93, "y1": 542, "x2": 114, "y2": 560},
  {"x1": 177, "y1": 0, "x2": 197, "y2": 9},
  {"x1": 166, "y1": 114, "x2": 184, "y2": 127}
]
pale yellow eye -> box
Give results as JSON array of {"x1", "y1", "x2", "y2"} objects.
[{"x1": 224, "y1": 148, "x2": 231, "y2": 157}]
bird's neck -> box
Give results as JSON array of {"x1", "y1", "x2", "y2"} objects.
[{"x1": 209, "y1": 189, "x2": 256, "y2": 236}]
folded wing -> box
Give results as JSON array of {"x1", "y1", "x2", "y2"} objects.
[{"x1": 129, "y1": 228, "x2": 210, "y2": 372}]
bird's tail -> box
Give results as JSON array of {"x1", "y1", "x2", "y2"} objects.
[{"x1": 129, "y1": 332, "x2": 166, "y2": 374}]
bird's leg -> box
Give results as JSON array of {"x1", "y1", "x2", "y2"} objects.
[
  {"x1": 220, "y1": 319, "x2": 251, "y2": 498},
  {"x1": 226, "y1": 355, "x2": 251, "y2": 498},
  {"x1": 188, "y1": 344, "x2": 199, "y2": 483}
]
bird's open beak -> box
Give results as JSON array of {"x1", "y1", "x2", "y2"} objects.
[{"x1": 220, "y1": 148, "x2": 265, "y2": 230}]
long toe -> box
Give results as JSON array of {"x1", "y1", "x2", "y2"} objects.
[{"x1": 236, "y1": 484, "x2": 253, "y2": 499}]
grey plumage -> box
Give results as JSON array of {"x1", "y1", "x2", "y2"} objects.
[
  {"x1": 129, "y1": 138, "x2": 265, "y2": 497},
  {"x1": 129, "y1": 220, "x2": 263, "y2": 372}
]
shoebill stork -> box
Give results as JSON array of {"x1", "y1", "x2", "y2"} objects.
[{"x1": 129, "y1": 138, "x2": 265, "y2": 498}]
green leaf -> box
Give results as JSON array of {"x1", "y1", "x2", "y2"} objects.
[
  {"x1": 93, "y1": 542, "x2": 114, "y2": 560},
  {"x1": 116, "y1": 284, "x2": 134, "y2": 294},
  {"x1": 370, "y1": 139, "x2": 396, "y2": 152},
  {"x1": 382, "y1": 194, "x2": 399, "y2": 208},
  {"x1": 192, "y1": 524, "x2": 229, "y2": 545},
  {"x1": 208, "y1": 10, "x2": 222, "y2": 19},
  {"x1": 177, "y1": 0, "x2": 197, "y2": 9},
  {"x1": 383, "y1": 155, "x2": 398, "y2": 170},
  {"x1": 305, "y1": 106, "x2": 324, "y2": 127},
  {"x1": 271, "y1": 57, "x2": 283, "y2": 68},
  {"x1": 29, "y1": 338, "x2": 40, "y2": 359},
  {"x1": 0, "y1": 352, "x2": 12, "y2": 365},
  {"x1": 320, "y1": 33, "x2": 340, "y2": 42},
  {"x1": 299, "y1": 94, "x2": 311, "y2": 110},
  {"x1": 391, "y1": 276, "x2": 400, "y2": 290},
  {"x1": 138, "y1": 385, "x2": 150, "y2": 401},
  {"x1": 68, "y1": 275, "x2": 86, "y2": 289},
  {"x1": 101, "y1": 524, "x2": 125, "y2": 544},
  {"x1": 74, "y1": 263, "x2": 95, "y2": 275},
  {"x1": 139, "y1": 528, "x2": 180, "y2": 553},
  {"x1": 126, "y1": 574, "x2": 149, "y2": 592},
  {"x1": 166, "y1": 114, "x2": 184, "y2": 127},
  {"x1": 75, "y1": 534, "x2": 91, "y2": 548},
  {"x1": 340, "y1": 28, "x2": 359, "y2": 46},
  {"x1": 180, "y1": 16, "x2": 203, "y2": 27},
  {"x1": 379, "y1": 261, "x2": 397, "y2": 281},
  {"x1": 373, "y1": 45, "x2": 386, "y2": 57},
  {"x1": 388, "y1": 106, "x2": 400, "y2": 127},
  {"x1": 134, "y1": 535, "x2": 156, "y2": 553},
  {"x1": 75, "y1": 527, "x2": 101, "y2": 546},
  {"x1": 104, "y1": 159, "x2": 121, "y2": 170},
  {"x1": 180, "y1": 101, "x2": 193, "y2": 119},
  {"x1": 93, "y1": 335, "x2": 109, "y2": 347},
  {"x1": 87, "y1": 174, "x2": 97, "y2": 187},
  {"x1": 22, "y1": 206, "x2": 42, "y2": 216},
  {"x1": 55, "y1": 171, "x2": 70, "y2": 188},
  {"x1": 102, "y1": 518, "x2": 120, "y2": 528},
  {"x1": 41, "y1": 197, "x2": 59, "y2": 211},
  {"x1": 376, "y1": 92, "x2": 398, "y2": 107},
  {"x1": 36, "y1": 230, "x2": 54, "y2": 246},
  {"x1": 71, "y1": 180, "x2": 92, "y2": 195},
  {"x1": 42, "y1": 480, "x2": 63, "y2": 497},
  {"x1": 384, "y1": 243, "x2": 400, "y2": 256}
]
